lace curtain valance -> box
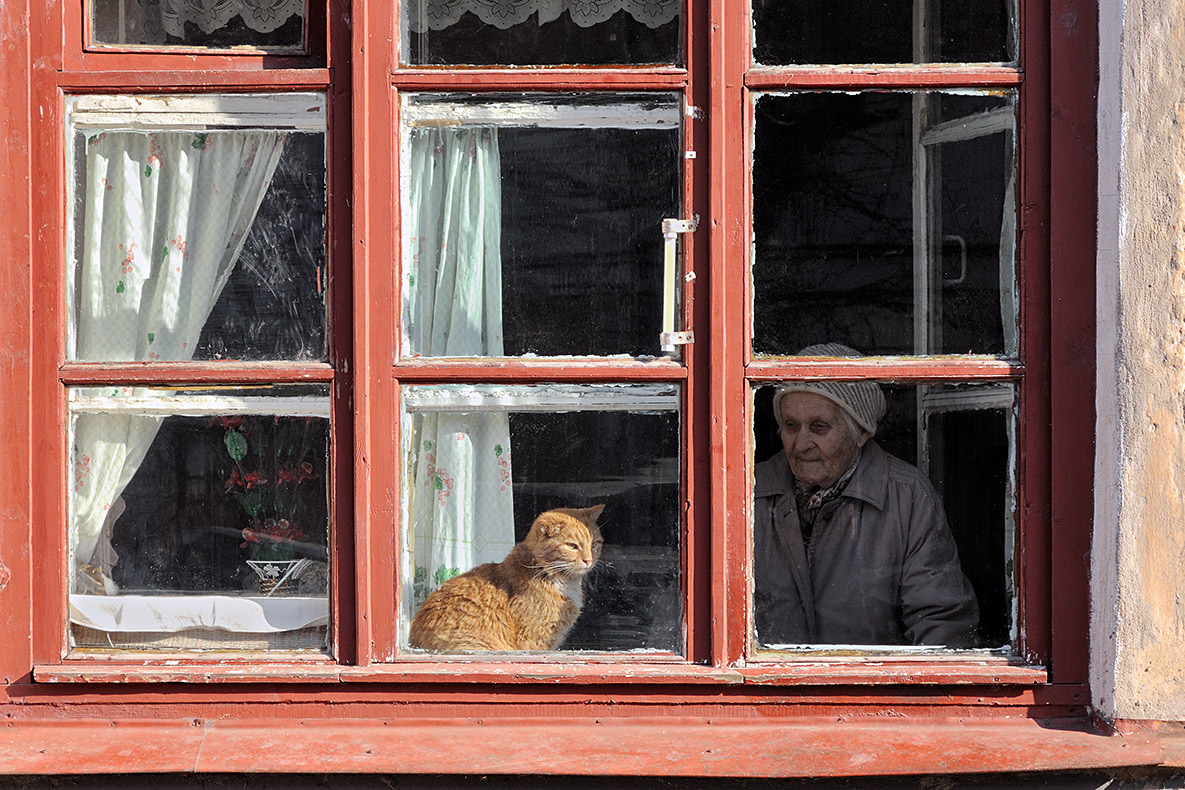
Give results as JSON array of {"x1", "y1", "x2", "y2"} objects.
[
  {"x1": 148, "y1": 0, "x2": 306, "y2": 37},
  {"x1": 407, "y1": 0, "x2": 680, "y2": 32}
]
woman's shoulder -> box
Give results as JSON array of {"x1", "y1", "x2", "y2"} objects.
[{"x1": 754, "y1": 452, "x2": 792, "y2": 497}]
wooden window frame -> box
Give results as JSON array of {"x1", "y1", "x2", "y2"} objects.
[
  {"x1": 710, "y1": 0, "x2": 1085, "y2": 680},
  {"x1": 28, "y1": 0, "x2": 356, "y2": 669},
  {"x1": 0, "y1": 0, "x2": 1110, "y2": 774}
]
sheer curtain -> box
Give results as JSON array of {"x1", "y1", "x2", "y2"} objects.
[
  {"x1": 128, "y1": 0, "x2": 306, "y2": 39},
  {"x1": 405, "y1": 126, "x2": 516, "y2": 605},
  {"x1": 71, "y1": 130, "x2": 287, "y2": 570},
  {"x1": 407, "y1": 0, "x2": 680, "y2": 32}
]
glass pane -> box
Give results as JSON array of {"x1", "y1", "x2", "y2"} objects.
[
  {"x1": 91, "y1": 0, "x2": 307, "y2": 51},
  {"x1": 402, "y1": 94, "x2": 682, "y2": 358},
  {"x1": 752, "y1": 0, "x2": 1013, "y2": 65},
  {"x1": 68, "y1": 103, "x2": 327, "y2": 362},
  {"x1": 403, "y1": 0, "x2": 681, "y2": 65},
  {"x1": 68, "y1": 385, "x2": 330, "y2": 653},
  {"x1": 752, "y1": 91, "x2": 1016, "y2": 356},
  {"x1": 751, "y1": 380, "x2": 1014, "y2": 651},
  {"x1": 400, "y1": 384, "x2": 682, "y2": 654}
]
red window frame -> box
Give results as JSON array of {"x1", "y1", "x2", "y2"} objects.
[
  {"x1": 708, "y1": 0, "x2": 1085, "y2": 677},
  {"x1": 27, "y1": 0, "x2": 358, "y2": 668},
  {"x1": 0, "y1": 0, "x2": 1105, "y2": 771}
]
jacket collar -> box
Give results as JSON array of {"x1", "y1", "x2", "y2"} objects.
[{"x1": 754, "y1": 440, "x2": 890, "y2": 510}]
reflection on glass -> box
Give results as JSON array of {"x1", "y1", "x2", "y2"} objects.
[
  {"x1": 400, "y1": 384, "x2": 682, "y2": 653},
  {"x1": 69, "y1": 125, "x2": 327, "y2": 362},
  {"x1": 402, "y1": 94, "x2": 681, "y2": 358},
  {"x1": 752, "y1": 91, "x2": 1016, "y2": 356},
  {"x1": 752, "y1": 373, "x2": 1014, "y2": 651},
  {"x1": 403, "y1": 0, "x2": 681, "y2": 65},
  {"x1": 68, "y1": 386, "x2": 330, "y2": 653},
  {"x1": 91, "y1": 0, "x2": 307, "y2": 50},
  {"x1": 752, "y1": 0, "x2": 1013, "y2": 65}
]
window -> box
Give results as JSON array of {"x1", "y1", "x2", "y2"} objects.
[
  {"x1": 89, "y1": 0, "x2": 310, "y2": 52},
  {"x1": 741, "y1": 1, "x2": 1029, "y2": 659},
  {"x1": 748, "y1": 87, "x2": 1019, "y2": 651},
  {"x1": 392, "y1": 10, "x2": 695, "y2": 657},
  {"x1": 28, "y1": 0, "x2": 1075, "y2": 685},
  {"x1": 62, "y1": 93, "x2": 333, "y2": 654}
]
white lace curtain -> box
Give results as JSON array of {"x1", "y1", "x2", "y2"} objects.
[
  {"x1": 146, "y1": 0, "x2": 305, "y2": 37},
  {"x1": 407, "y1": 0, "x2": 680, "y2": 32},
  {"x1": 404, "y1": 127, "x2": 516, "y2": 608},
  {"x1": 71, "y1": 130, "x2": 286, "y2": 568}
]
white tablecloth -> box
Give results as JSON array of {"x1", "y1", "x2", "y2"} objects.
[{"x1": 70, "y1": 594, "x2": 328, "y2": 633}]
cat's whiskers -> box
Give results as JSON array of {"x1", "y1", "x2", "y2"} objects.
[{"x1": 408, "y1": 504, "x2": 605, "y2": 652}]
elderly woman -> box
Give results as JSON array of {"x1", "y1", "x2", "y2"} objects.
[{"x1": 753, "y1": 343, "x2": 980, "y2": 648}]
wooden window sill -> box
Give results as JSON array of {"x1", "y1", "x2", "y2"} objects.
[
  {"x1": 0, "y1": 715, "x2": 1166, "y2": 776},
  {"x1": 34, "y1": 656, "x2": 1045, "y2": 685}
]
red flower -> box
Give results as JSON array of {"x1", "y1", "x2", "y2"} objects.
[
  {"x1": 240, "y1": 517, "x2": 309, "y2": 549},
  {"x1": 225, "y1": 467, "x2": 267, "y2": 491},
  {"x1": 277, "y1": 462, "x2": 318, "y2": 484}
]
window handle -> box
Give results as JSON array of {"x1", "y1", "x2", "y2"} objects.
[{"x1": 661, "y1": 216, "x2": 698, "y2": 354}]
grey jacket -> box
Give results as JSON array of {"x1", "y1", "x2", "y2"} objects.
[{"x1": 753, "y1": 440, "x2": 979, "y2": 647}]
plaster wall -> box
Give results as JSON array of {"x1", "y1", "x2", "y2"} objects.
[{"x1": 1094, "y1": 0, "x2": 1185, "y2": 722}]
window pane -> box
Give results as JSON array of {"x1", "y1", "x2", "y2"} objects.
[
  {"x1": 752, "y1": 91, "x2": 1016, "y2": 357},
  {"x1": 400, "y1": 384, "x2": 682, "y2": 654},
  {"x1": 402, "y1": 94, "x2": 682, "y2": 358},
  {"x1": 69, "y1": 385, "x2": 330, "y2": 653},
  {"x1": 752, "y1": 0, "x2": 1013, "y2": 65},
  {"x1": 68, "y1": 95, "x2": 327, "y2": 362},
  {"x1": 751, "y1": 380, "x2": 1014, "y2": 652},
  {"x1": 403, "y1": 0, "x2": 681, "y2": 65},
  {"x1": 91, "y1": 0, "x2": 307, "y2": 51}
]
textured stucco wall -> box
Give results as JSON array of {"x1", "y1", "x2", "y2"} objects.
[{"x1": 1094, "y1": 0, "x2": 1185, "y2": 722}]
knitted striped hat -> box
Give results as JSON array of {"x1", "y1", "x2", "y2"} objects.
[{"x1": 771, "y1": 343, "x2": 886, "y2": 436}]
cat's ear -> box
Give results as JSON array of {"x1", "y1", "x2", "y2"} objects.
[
  {"x1": 537, "y1": 517, "x2": 560, "y2": 537},
  {"x1": 583, "y1": 504, "x2": 606, "y2": 522}
]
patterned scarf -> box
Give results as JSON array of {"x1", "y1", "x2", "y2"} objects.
[{"x1": 793, "y1": 458, "x2": 859, "y2": 548}]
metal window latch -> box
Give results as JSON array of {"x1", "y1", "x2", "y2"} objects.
[{"x1": 661, "y1": 216, "x2": 700, "y2": 354}]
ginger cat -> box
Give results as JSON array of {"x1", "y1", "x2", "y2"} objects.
[{"x1": 408, "y1": 505, "x2": 605, "y2": 652}]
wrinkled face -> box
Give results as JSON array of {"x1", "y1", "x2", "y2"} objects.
[{"x1": 778, "y1": 392, "x2": 869, "y2": 490}]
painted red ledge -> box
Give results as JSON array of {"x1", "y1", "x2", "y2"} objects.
[
  {"x1": 744, "y1": 66, "x2": 1024, "y2": 89},
  {"x1": 34, "y1": 658, "x2": 1045, "y2": 685},
  {"x1": 0, "y1": 716, "x2": 1165, "y2": 776},
  {"x1": 392, "y1": 68, "x2": 689, "y2": 90}
]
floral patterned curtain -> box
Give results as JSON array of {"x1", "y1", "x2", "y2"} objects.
[
  {"x1": 71, "y1": 130, "x2": 287, "y2": 570},
  {"x1": 404, "y1": 127, "x2": 516, "y2": 608}
]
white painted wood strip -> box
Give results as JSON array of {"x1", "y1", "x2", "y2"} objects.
[
  {"x1": 69, "y1": 393, "x2": 331, "y2": 417},
  {"x1": 402, "y1": 97, "x2": 680, "y2": 129},
  {"x1": 402, "y1": 383, "x2": 679, "y2": 412},
  {"x1": 67, "y1": 93, "x2": 327, "y2": 130},
  {"x1": 921, "y1": 106, "x2": 1014, "y2": 146}
]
